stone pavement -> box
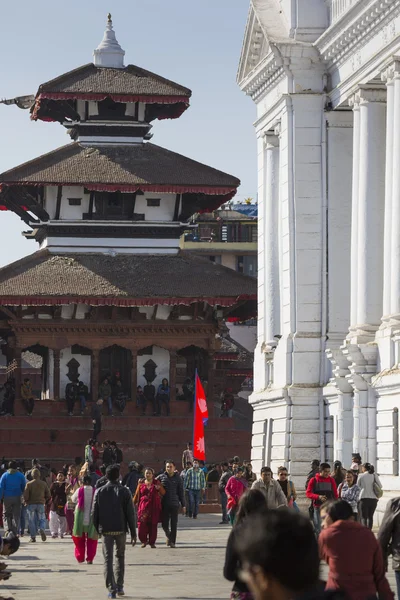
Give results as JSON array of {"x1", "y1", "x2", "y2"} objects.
[
  {"x1": 0, "y1": 514, "x2": 232, "y2": 600},
  {"x1": 0, "y1": 514, "x2": 399, "y2": 600}
]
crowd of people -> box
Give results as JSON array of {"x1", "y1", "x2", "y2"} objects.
[
  {"x1": 0, "y1": 446, "x2": 398, "y2": 600},
  {"x1": 221, "y1": 454, "x2": 398, "y2": 600}
]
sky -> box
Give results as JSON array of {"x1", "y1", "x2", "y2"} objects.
[{"x1": 0, "y1": 1, "x2": 256, "y2": 267}]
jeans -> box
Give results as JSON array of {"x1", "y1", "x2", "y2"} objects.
[
  {"x1": 79, "y1": 394, "x2": 86, "y2": 413},
  {"x1": 157, "y1": 394, "x2": 170, "y2": 416},
  {"x1": 359, "y1": 498, "x2": 378, "y2": 529},
  {"x1": 102, "y1": 533, "x2": 126, "y2": 592},
  {"x1": 161, "y1": 505, "x2": 179, "y2": 544},
  {"x1": 220, "y1": 490, "x2": 228, "y2": 522},
  {"x1": 313, "y1": 507, "x2": 321, "y2": 536},
  {"x1": 3, "y1": 496, "x2": 22, "y2": 535},
  {"x1": 27, "y1": 503, "x2": 46, "y2": 538},
  {"x1": 106, "y1": 396, "x2": 113, "y2": 416},
  {"x1": 20, "y1": 504, "x2": 27, "y2": 534},
  {"x1": 187, "y1": 489, "x2": 201, "y2": 518}
]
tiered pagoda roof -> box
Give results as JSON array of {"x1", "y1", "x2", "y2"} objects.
[
  {"x1": 0, "y1": 250, "x2": 256, "y2": 308},
  {"x1": 32, "y1": 63, "x2": 192, "y2": 123}
]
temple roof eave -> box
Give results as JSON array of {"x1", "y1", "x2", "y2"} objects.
[
  {"x1": 0, "y1": 141, "x2": 240, "y2": 218},
  {"x1": 0, "y1": 250, "x2": 257, "y2": 309}
]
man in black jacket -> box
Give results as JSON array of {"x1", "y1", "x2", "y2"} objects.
[
  {"x1": 92, "y1": 465, "x2": 136, "y2": 599},
  {"x1": 378, "y1": 496, "x2": 400, "y2": 599},
  {"x1": 157, "y1": 460, "x2": 185, "y2": 548},
  {"x1": 91, "y1": 399, "x2": 103, "y2": 441}
]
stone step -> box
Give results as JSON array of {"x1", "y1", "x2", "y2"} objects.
[
  {"x1": 0, "y1": 415, "x2": 234, "y2": 431},
  {"x1": 17, "y1": 399, "x2": 196, "y2": 417},
  {"x1": 0, "y1": 426, "x2": 250, "y2": 445}
]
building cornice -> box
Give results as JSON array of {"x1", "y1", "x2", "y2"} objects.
[
  {"x1": 238, "y1": 50, "x2": 284, "y2": 100},
  {"x1": 316, "y1": 0, "x2": 400, "y2": 68}
]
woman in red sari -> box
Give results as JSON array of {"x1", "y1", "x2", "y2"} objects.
[{"x1": 133, "y1": 468, "x2": 165, "y2": 548}]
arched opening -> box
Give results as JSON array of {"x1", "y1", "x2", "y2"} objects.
[
  {"x1": 99, "y1": 345, "x2": 132, "y2": 395},
  {"x1": 137, "y1": 345, "x2": 169, "y2": 389},
  {"x1": 23, "y1": 345, "x2": 45, "y2": 399}
]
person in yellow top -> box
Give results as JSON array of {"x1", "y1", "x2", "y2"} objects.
[{"x1": 20, "y1": 378, "x2": 36, "y2": 416}]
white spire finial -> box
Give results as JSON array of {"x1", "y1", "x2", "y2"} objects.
[{"x1": 93, "y1": 14, "x2": 125, "y2": 68}]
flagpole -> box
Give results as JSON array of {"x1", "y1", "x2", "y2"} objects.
[{"x1": 193, "y1": 368, "x2": 197, "y2": 456}]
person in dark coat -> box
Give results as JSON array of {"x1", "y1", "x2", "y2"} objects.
[
  {"x1": 102, "y1": 441, "x2": 114, "y2": 467},
  {"x1": 91, "y1": 399, "x2": 103, "y2": 441},
  {"x1": 65, "y1": 381, "x2": 79, "y2": 416},
  {"x1": 92, "y1": 465, "x2": 136, "y2": 598},
  {"x1": 223, "y1": 489, "x2": 267, "y2": 598},
  {"x1": 144, "y1": 382, "x2": 156, "y2": 416},
  {"x1": 378, "y1": 496, "x2": 400, "y2": 600},
  {"x1": 157, "y1": 460, "x2": 185, "y2": 547}
]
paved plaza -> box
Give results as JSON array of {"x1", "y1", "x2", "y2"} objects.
[
  {"x1": 0, "y1": 514, "x2": 232, "y2": 600},
  {"x1": 0, "y1": 513, "x2": 398, "y2": 600}
]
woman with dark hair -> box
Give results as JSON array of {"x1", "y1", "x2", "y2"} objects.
[
  {"x1": 71, "y1": 475, "x2": 98, "y2": 564},
  {"x1": 156, "y1": 378, "x2": 170, "y2": 416},
  {"x1": 225, "y1": 467, "x2": 248, "y2": 525},
  {"x1": 338, "y1": 471, "x2": 360, "y2": 520},
  {"x1": 223, "y1": 489, "x2": 267, "y2": 600},
  {"x1": 319, "y1": 500, "x2": 393, "y2": 600},
  {"x1": 64, "y1": 464, "x2": 79, "y2": 535},
  {"x1": 358, "y1": 462, "x2": 382, "y2": 529},
  {"x1": 133, "y1": 468, "x2": 165, "y2": 548},
  {"x1": 333, "y1": 460, "x2": 346, "y2": 487}
]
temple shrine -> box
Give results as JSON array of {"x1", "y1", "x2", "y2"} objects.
[{"x1": 0, "y1": 16, "x2": 256, "y2": 466}]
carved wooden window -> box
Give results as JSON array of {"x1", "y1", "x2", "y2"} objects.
[
  {"x1": 94, "y1": 192, "x2": 136, "y2": 220},
  {"x1": 147, "y1": 198, "x2": 161, "y2": 207}
]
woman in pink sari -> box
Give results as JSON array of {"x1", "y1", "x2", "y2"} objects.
[
  {"x1": 133, "y1": 468, "x2": 165, "y2": 548},
  {"x1": 225, "y1": 466, "x2": 248, "y2": 525}
]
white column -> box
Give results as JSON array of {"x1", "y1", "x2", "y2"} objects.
[
  {"x1": 391, "y1": 65, "x2": 400, "y2": 318},
  {"x1": 356, "y1": 87, "x2": 386, "y2": 336},
  {"x1": 264, "y1": 132, "x2": 280, "y2": 347},
  {"x1": 348, "y1": 93, "x2": 361, "y2": 332},
  {"x1": 382, "y1": 69, "x2": 395, "y2": 319}
]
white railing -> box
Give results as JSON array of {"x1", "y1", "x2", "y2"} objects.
[{"x1": 327, "y1": 0, "x2": 358, "y2": 25}]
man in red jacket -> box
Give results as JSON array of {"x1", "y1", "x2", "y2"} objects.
[{"x1": 306, "y1": 462, "x2": 338, "y2": 536}]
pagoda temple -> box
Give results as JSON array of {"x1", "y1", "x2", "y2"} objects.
[{"x1": 0, "y1": 16, "x2": 255, "y2": 466}]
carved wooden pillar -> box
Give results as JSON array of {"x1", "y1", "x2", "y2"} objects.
[
  {"x1": 91, "y1": 349, "x2": 99, "y2": 403},
  {"x1": 169, "y1": 350, "x2": 177, "y2": 402},
  {"x1": 207, "y1": 352, "x2": 216, "y2": 405},
  {"x1": 53, "y1": 349, "x2": 61, "y2": 401},
  {"x1": 131, "y1": 349, "x2": 137, "y2": 403},
  {"x1": 13, "y1": 347, "x2": 23, "y2": 415}
]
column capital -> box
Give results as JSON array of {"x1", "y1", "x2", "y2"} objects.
[
  {"x1": 325, "y1": 110, "x2": 353, "y2": 128},
  {"x1": 263, "y1": 130, "x2": 279, "y2": 148},
  {"x1": 348, "y1": 91, "x2": 360, "y2": 110},
  {"x1": 382, "y1": 57, "x2": 400, "y2": 83},
  {"x1": 358, "y1": 86, "x2": 387, "y2": 105}
]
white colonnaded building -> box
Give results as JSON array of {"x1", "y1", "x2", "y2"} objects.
[{"x1": 238, "y1": 0, "x2": 400, "y2": 510}]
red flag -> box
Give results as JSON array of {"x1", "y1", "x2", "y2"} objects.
[{"x1": 193, "y1": 372, "x2": 209, "y2": 461}]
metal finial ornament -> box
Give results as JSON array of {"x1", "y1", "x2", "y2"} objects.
[{"x1": 107, "y1": 13, "x2": 112, "y2": 23}]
